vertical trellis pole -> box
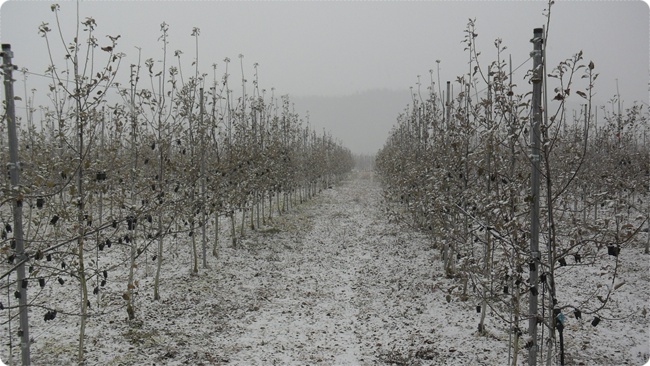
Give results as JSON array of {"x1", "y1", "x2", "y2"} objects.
[
  {"x1": 640, "y1": 101, "x2": 650, "y2": 254},
  {"x1": 2, "y1": 43, "x2": 31, "y2": 366},
  {"x1": 528, "y1": 27, "x2": 544, "y2": 366},
  {"x1": 445, "y1": 81, "x2": 451, "y2": 129},
  {"x1": 200, "y1": 87, "x2": 208, "y2": 268}
]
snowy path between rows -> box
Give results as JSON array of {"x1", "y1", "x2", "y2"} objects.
[
  {"x1": 21, "y1": 172, "x2": 649, "y2": 366},
  {"x1": 220, "y1": 172, "x2": 416, "y2": 365},
  {"x1": 194, "y1": 172, "x2": 507, "y2": 365}
]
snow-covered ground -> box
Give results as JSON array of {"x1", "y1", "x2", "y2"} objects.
[{"x1": 2, "y1": 171, "x2": 649, "y2": 365}]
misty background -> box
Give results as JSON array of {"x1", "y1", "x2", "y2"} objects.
[{"x1": 1, "y1": 0, "x2": 648, "y2": 155}]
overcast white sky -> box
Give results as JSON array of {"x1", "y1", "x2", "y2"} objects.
[{"x1": 1, "y1": 0, "x2": 648, "y2": 154}]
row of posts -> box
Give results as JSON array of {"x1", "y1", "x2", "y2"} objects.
[{"x1": 2, "y1": 43, "x2": 31, "y2": 365}]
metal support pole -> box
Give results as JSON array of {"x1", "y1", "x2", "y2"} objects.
[
  {"x1": 2, "y1": 43, "x2": 31, "y2": 366},
  {"x1": 446, "y1": 81, "x2": 451, "y2": 129},
  {"x1": 528, "y1": 28, "x2": 544, "y2": 366},
  {"x1": 200, "y1": 88, "x2": 208, "y2": 268}
]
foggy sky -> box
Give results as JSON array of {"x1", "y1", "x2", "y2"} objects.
[{"x1": 1, "y1": 0, "x2": 648, "y2": 154}]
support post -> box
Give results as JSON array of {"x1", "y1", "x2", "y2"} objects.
[
  {"x1": 446, "y1": 81, "x2": 451, "y2": 129},
  {"x1": 528, "y1": 28, "x2": 544, "y2": 366},
  {"x1": 2, "y1": 43, "x2": 31, "y2": 366},
  {"x1": 200, "y1": 88, "x2": 208, "y2": 268}
]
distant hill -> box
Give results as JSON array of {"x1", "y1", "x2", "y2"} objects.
[{"x1": 293, "y1": 89, "x2": 413, "y2": 155}]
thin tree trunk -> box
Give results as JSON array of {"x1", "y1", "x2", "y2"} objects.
[
  {"x1": 241, "y1": 208, "x2": 246, "y2": 237},
  {"x1": 75, "y1": 52, "x2": 89, "y2": 363},
  {"x1": 250, "y1": 196, "x2": 255, "y2": 230},
  {"x1": 191, "y1": 218, "x2": 198, "y2": 274},
  {"x1": 230, "y1": 211, "x2": 237, "y2": 248},
  {"x1": 213, "y1": 211, "x2": 219, "y2": 257},
  {"x1": 256, "y1": 193, "x2": 261, "y2": 228},
  {"x1": 512, "y1": 286, "x2": 521, "y2": 366},
  {"x1": 261, "y1": 191, "x2": 266, "y2": 225}
]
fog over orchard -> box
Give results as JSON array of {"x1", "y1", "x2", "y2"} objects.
[{"x1": 1, "y1": 0, "x2": 647, "y2": 154}]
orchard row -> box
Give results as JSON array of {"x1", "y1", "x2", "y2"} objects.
[
  {"x1": 376, "y1": 20, "x2": 648, "y2": 365},
  {"x1": 1, "y1": 9, "x2": 353, "y2": 364}
]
